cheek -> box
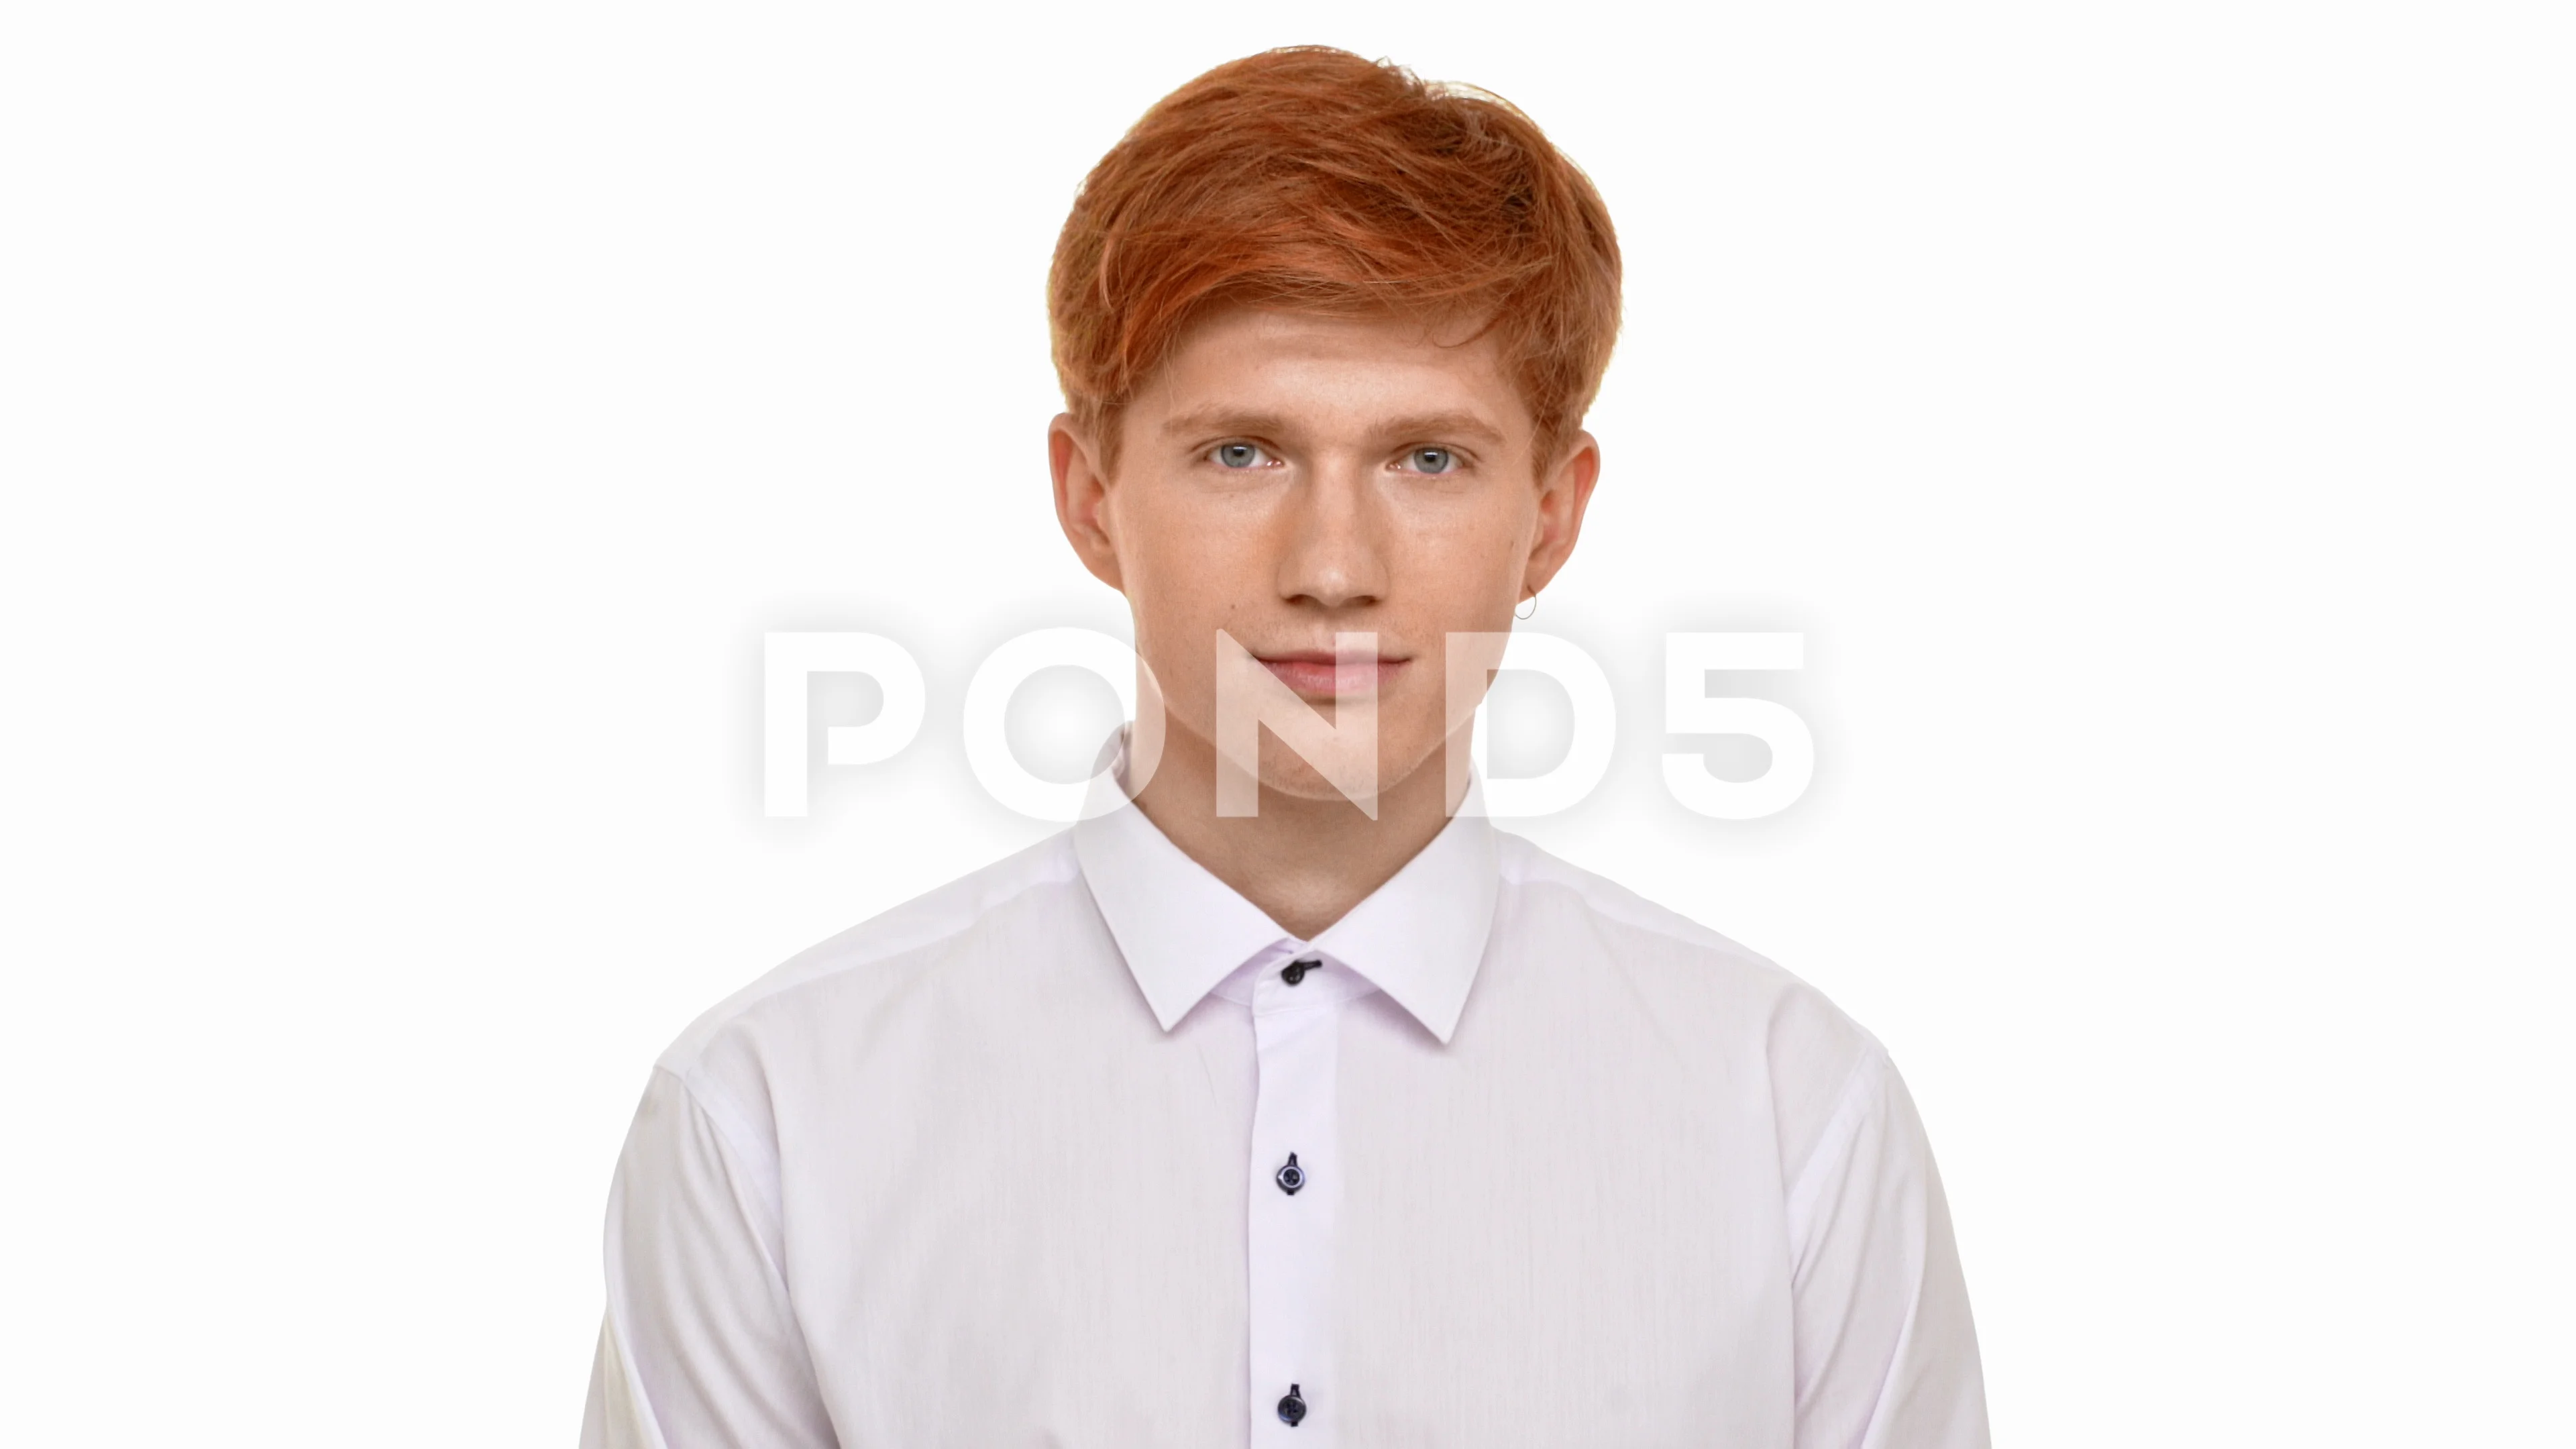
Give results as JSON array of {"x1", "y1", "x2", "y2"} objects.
[
  {"x1": 1117, "y1": 491, "x2": 1269, "y2": 617},
  {"x1": 1112, "y1": 503, "x2": 1243, "y2": 705},
  {"x1": 1395, "y1": 512, "x2": 1529, "y2": 615},
  {"x1": 1126, "y1": 539, "x2": 1237, "y2": 638}
]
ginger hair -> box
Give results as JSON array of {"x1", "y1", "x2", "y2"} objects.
[{"x1": 1048, "y1": 46, "x2": 1622, "y2": 474}]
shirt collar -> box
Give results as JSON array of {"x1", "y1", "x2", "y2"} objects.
[{"x1": 1071, "y1": 729, "x2": 1501, "y2": 1045}]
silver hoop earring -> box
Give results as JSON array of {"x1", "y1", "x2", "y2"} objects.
[{"x1": 1515, "y1": 590, "x2": 1539, "y2": 621}]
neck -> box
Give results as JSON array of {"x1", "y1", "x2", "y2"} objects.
[{"x1": 1129, "y1": 726, "x2": 1468, "y2": 941}]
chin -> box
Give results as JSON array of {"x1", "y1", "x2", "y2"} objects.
[{"x1": 1250, "y1": 733, "x2": 1444, "y2": 808}]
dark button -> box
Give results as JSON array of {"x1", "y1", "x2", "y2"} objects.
[
  {"x1": 1277, "y1": 1383, "x2": 1307, "y2": 1426},
  {"x1": 1282, "y1": 957, "x2": 1321, "y2": 985},
  {"x1": 1275, "y1": 1152, "x2": 1306, "y2": 1195}
]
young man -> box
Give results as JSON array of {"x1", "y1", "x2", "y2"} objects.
[{"x1": 583, "y1": 46, "x2": 1987, "y2": 1448}]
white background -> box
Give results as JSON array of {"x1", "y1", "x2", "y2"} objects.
[{"x1": 4, "y1": 2, "x2": 2569, "y2": 1443}]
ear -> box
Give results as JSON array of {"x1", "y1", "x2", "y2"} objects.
[
  {"x1": 1521, "y1": 428, "x2": 1601, "y2": 598},
  {"x1": 1050, "y1": 413, "x2": 1125, "y2": 594}
]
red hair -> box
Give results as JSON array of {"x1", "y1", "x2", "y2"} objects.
[{"x1": 1049, "y1": 46, "x2": 1622, "y2": 472}]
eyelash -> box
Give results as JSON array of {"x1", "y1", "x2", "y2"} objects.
[{"x1": 1202, "y1": 443, "x2": 1472, "y2": 474}]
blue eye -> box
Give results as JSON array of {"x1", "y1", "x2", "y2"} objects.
[
  {"x1": 1212, "y1": 442, "x2": 1267, "y2": 469},
  {"x1": 1409, "y1": 447, "x2": 1457, "y2": 474}
]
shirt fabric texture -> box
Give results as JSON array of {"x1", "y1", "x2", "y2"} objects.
[{"x1": 582, "y1": 746, "x2": 1989, "y2": 1447}]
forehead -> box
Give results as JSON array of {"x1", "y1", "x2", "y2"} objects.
[{"x1": 1129, "y1": 307, "x2": 1531, "y2": 435}]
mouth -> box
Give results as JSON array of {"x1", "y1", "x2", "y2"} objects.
[{"x1": 1252, "y1": 650, "x2": 1411, "y2": 699}]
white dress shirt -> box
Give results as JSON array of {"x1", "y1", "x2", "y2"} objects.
[{"x1": 582, "y1": 745, "x2": 1988, "y2": 1447}]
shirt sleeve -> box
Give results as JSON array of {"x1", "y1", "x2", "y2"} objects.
[
  {"x1": 1784, "y1": 1045, "x2": 1990, "y2": 1449},
  {"x1": 580, "y1": 1065, "x2": 840, "y2": 1449}
]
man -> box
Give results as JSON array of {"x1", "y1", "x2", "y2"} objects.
[{"x1": 583, "y1": 46, "x2": 1986, "y2": 1448}]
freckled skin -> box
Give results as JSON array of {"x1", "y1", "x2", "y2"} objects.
[{"x1": 1050, "y1": 307, "x2": 1599, "y2": 936}]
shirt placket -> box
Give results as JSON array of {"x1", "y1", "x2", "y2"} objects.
[{"x1": 1246, "y1": 954, "x2": 1342, "y2": 1443}]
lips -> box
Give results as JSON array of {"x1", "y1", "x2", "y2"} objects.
[{"x1": 1253, "y1": 651, "x2": 1410, "y2": 698}]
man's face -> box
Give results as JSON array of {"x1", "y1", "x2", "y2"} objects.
[{"x1": 1051, "y1": 306, "x2": 1598, "y2": 807}]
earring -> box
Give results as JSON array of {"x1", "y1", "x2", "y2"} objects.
[{"x1": 1515, "y1": 590, "x2": 1539, "y2": 621}]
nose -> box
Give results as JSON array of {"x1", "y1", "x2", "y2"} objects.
[{"x1": 1274, "y1": 457, "x2": 1389, "y2": 610}]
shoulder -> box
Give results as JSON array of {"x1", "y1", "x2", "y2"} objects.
[
  {"x1": 1496, "y1": 830, "x2": 1794, "y2": 979},
  {"x1": 654, "y1": 828, "x2": 1092, "y2": 1084},
  {"x1": 1493, "y1": 829, "x2": 1892, "y2": 1124}
]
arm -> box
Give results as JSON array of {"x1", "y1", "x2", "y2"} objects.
[
  {"x1": 1785, "y1": 1046, "x2": 1989, "y2": 1449},
  {"x1": 580, "y1": 1067, "x2": 839, "y2": 1449}
]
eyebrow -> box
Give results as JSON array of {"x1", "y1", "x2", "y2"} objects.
[
  {"x1": 1160, "y1": 408, "x2": 1291, "y2": 440},
  {"x1": 1159, "y1": 407, "x2": 1510, "y2": 448}
]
